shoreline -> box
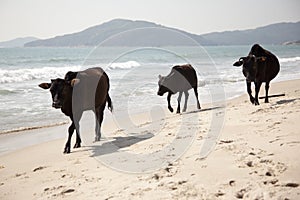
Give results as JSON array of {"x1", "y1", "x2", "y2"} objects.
[
  {"x1": 0, "y1": 78, "x2": 296, "y2": 155},
  {"x1": 0, "y1": 79, "x2": 299, "y2": 199},
  {"x1": 1, "y1": 74, "x2": 299, "y2": 136},
  {"x1": 0, "y1": 121, "x2": 68, "y2": 135}
]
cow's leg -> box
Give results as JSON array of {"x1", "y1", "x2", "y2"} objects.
[
  {"x1": 265, "y1": 81, "x2": 270, "y2": 103},
  {"x1": 73, "y1": 112, "x2": 82, "y2": 149},
  {"x1": 167, "y1": 92, "x2": 173, "y2": 113},
  {"x1": 64, "y1": 120, "x2": 75, "y2": 154},
  {"x1": 254, "y1": 81, "x2": 262, "y2": 105},
  {"x1": 182, "y1": 91, "x2": 189, "y2": 112},
  {"x1": 94, "y1": 109, "x2": 100, "y2": 141},
  {"x1": 177, "y1": 91, "x2": 183, "y2": 113},
  {"x1": 95, "y1": 105, "x2": 105, "y2": 141},
  {"x1": 247, "y1": 81, "x2": 255, "y2": 104},
  {"x1": 193, "y1": 87, "x2": 201, "y2": 110}
]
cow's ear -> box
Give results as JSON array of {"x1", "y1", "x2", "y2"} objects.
[
  {"x1": 70, "y1": 78, "x2": 80, "y2": 87},
  {"x1": 233, "y1": 60, "x2": 243, "y2": 67},
  {"x1": 39, "y1": 83, "x2": 51, "y2": 89},
  {"x1": 158, "y1": 75, "x2": 162, "y2": 79},
  {"x1": 233, "y1": 57, "x2": 246, "y2": 67}
]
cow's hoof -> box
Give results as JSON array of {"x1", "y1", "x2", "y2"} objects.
[
  {"x1": 73, "y1": 143, "x2": 81, "y2": 148},
  {"x1": 254, "y1": 101, "x2": 260, "y2": 106},
  {"x1": 250, "y1": 97, "x2": 255, "y2": 104},
  {"x1": 63, "y1": 147, "x2": 71, "y2": 154},
  {"x1": 168, "y1": 107, "x2": 174, "y2": 113},
  {"x1": 94, "y1": 136, "x2": 101, "y2": 142}
]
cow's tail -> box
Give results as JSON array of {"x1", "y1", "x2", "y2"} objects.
[{"x1": 107, "y1": 93, "x2": 113, "y2": 112}]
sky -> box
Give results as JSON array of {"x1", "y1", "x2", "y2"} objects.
[{"x1": 0, "y1": 0, "x2": 299, "y2": 42}]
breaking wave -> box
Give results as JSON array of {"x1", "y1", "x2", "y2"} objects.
[
  {"x1": 279, "y1": 56, "x2": 300, "y2": 63},
  {"x1": 0, "y1": 61, "x2": 141, "y2": 83},
  {"x1": 107, "y1": 60, "x2": 141, "y2": 70},
  {"x1": 0, "y1": 66, "x2": 81, "y2": 83}
]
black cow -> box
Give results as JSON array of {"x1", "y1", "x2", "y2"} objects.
[
  {"x1": 39, "y1": 67, "x2": 113, "y2": 153},
  {"x1": 157, "y1": 64, "x2": 201, "y2": 113},
  {"x1": 233, "y1": 44, "x2": 280, "y2": 105}
]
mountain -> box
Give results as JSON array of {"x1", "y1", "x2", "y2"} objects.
[
  {"x1": 0, "y1": 37, "x2": 38, "y2": 47},
  {"x1": 201, "y1": 22, "x2": 300, "y2": 45},
  {"x1": 25, "y1": 19, "x2": 211, "y2": 47},
  {"x1": 24, "y1": 19, "x2": 300, "y2": 47}
]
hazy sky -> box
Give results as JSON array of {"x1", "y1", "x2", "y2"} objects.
[{"x1": 0, "y1": 0, "x2": 299, "y2": 42}]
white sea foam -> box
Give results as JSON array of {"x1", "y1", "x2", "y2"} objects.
[
  {"x1": 107, "y1": 60, "x2": 141, "y2": 70},
  {"x1": 279, "y1": 56, "x2": 300, "y2": 63},
  {"x1": 0, "y1": 60, "x2": 140, "y2": 83},
  {"x1": 0, "y1": 66, "x2": 81, "y2": 83}
]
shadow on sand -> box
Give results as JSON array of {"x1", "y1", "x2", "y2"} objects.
[
  {"x1": 87, "y1": 132, "x2": 154, "y2": 157},
  {"x1": 276, "y1": 98, "x2": 299, "y2": 105},
  {"x1": 182, "y1": 106, "x2": 224, "y2": 115},
  {"x1": 84, "y1": 106, "x2": 223, "y2": 158}
]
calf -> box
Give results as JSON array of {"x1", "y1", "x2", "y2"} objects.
[
  {"x1": 157, "y1": 64, "x2": 201, "y2": 113},
  {"x1": 233, "y1": 44, "x2": 280, "y2": 105},
  {"x1": 39, "y1": 67, "x2": 112, "y2": 153}
]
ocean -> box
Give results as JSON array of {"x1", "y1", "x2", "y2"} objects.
[{"x1": 0, "y1": 45, "x2": 300, "y2": 133}]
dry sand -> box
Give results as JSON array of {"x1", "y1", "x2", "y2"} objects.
[{"x1": 0, "y1": 79, "x2": 299, "y2": 200}]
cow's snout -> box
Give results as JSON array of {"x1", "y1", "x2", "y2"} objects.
[
  {"x1": 52, "y1": 101, "x2": 62, "y2": 109},
  {"x1": 157, "y1": 91, "x2": 164, "y2": 96}
]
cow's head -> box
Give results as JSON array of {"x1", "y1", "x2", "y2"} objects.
[
  {"x1": 157, "y1": 74, "x2": 171, "y2": 96},
  {"x1": 39, "y1": 78, "x2": 79, "y2": 109},
  {"x1": 250, "y1": 44, "x2": 265, "y2": 55},
  {"x1": 64, "y1": 71, "x2": 78, "y2": 81},
  {"x1": 233, "y1": 55, "x2": 266, "y2": 80}
]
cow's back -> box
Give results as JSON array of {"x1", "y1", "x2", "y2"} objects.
[
  {"x1": 172, "y1": 64, "x2": 198, "y2": 88},
  {"x1": 73, "y1": 67, "x2": 109, "y2": 111}
]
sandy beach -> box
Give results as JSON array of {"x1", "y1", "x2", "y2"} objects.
[{"x1": 0, "y1": 79, "x2": 299, "y2": 200}]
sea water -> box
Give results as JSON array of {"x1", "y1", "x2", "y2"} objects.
[{"x1": 0, "y1": 45, "x2": 300, "y2": 133}]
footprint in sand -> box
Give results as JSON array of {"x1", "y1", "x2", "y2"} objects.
[
  {"x1": 14, "y1": 172, "x2": 26, "y2": 177},
  {"x1": 283, "y1": 182, "x2": 299, "y2": 188},
  {"x1": 219, "y1": 140, "x2": 234, "y2": 144},
  {"x1": 44, "y1": 185, "x2": 64, "y2": 192},
  {"x1": 148, "y1": 162, "x2": 179, "y2": 182},
  {"x1": 246, "y1": 161, "x2": 253, "y2": 167},
  {"x1": 215, "y1": 191, "x2": 225, "y2": 197},
  {"x1": 263, "y1": 178, "x2": 279, "y2": 185},
  {"x1": 43, "y1": 185, "x2": 75, "y2": 197},
  {"x1": 61, "y1": 188, "x2": 75, "y2": 194},
  {"x1": 33, "y1": 166, "x2": 47, "y2": 172},
  {"x1": 285, "y1": 141, "x2": 300, "y2": 147},
  {"x1": 229, "y1": 180, "x2": 236, "y2": 186}
]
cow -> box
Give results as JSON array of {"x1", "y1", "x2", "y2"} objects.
[
  {"x1": 39, "y1": 67, "x2": 113, "y2": 153},
  {"x1": 157, "y1": 64, "x2": 201, "y2": 113},
  {"x1": 233, "y1": 44, "x2": 280, "y2": 105}
]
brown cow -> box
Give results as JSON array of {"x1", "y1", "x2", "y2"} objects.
[
  {"x1": 157, "y1": 64, "x2": 201, "y2": 113},
  {"x1": 39, "y1": 67, "x2": 112, "y2": 153}
]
